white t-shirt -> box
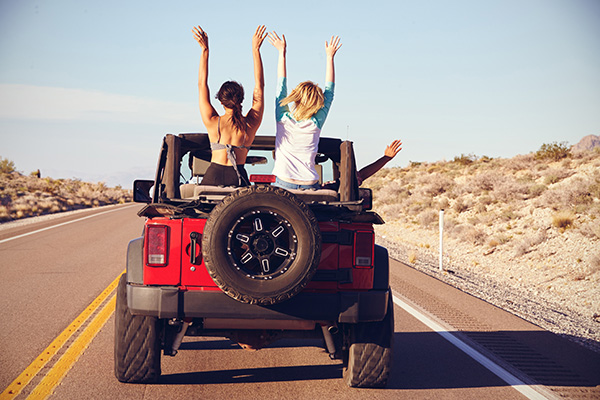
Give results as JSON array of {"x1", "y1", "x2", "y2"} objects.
[{"x1": 272, "y1": 77, "x2": 334, "y2": 183}]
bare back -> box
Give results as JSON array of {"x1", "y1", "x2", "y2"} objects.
[{"x1": 207, "y1": 110, "x2": 259, "y2": 166}]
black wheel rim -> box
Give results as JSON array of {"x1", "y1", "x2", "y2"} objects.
[{"x1": 227, "y1": 210, "x2": 298, "y2": 280}]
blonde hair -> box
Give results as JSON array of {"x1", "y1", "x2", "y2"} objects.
[{"x1": 280, "y1": 81, "x2": 324, "y2": 121}]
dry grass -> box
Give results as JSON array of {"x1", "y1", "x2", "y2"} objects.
[
  {"x1": 0, "y1": 172, "x2": 132, "y2": 222},
  {"x1": 366, "y1": 147, "x2": 600, "y2": 259},
  {"x1": 552, "y1": 211, "x2": 575, "y2": 231},
  {"x1": 369, "y1": 145, "x2": 600, "y2": 325}
]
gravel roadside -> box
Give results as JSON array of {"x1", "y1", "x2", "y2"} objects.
[{"x1": 377, "y1": 233, "x2": 600, "y2": 354}]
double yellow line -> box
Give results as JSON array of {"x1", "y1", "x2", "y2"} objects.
[{"x1": 0, "y1": 272, "x2": 123, "y2": 400}]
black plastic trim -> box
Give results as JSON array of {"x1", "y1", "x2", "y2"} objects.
[
  {"x1": 126, "y1": 237, "x2": 144, "y2": 284},
  {"x1": 321, "y1": 229, "x2": 354, "y2": 245},
  {"x1": 312, "y1": 268, "x2": 353, "y2": 284},
  {"x1": 127, "y1": 284, "x2": 389, "y2": 324}
]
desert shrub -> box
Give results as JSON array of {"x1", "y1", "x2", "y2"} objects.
[
  {"x1": 452, "y1": 224, "x2": 486, "y2": 245},
  {"x1": 379, "y1": 203, "x2": 406, "y2": 220},
  {"x1": 418, "y1": 209, "x2": 438, "y2": 227},
  {"x1": 552, "y1": 210, "x2": 575, "y2": 230},
  {"x1": 452, "y1": 198, "x2": 471, "y2": 213},
  {"x1": 406, "y1": 195, "x2": 433, "y2": 216},
  {"x1": 513, "y1": 230, "x2": 547, "y2": 257},
  {"x1": 453, "y1": 153, "x2": 477, "y2": 166},
  {"x1": 537, "y1": 189, "x2": 561, "y2": 210},
  {"x1": 493, "y1": 233, "x2": 511, "y2": 245},
  {"x1": 516, "y1": 172, "x2": 536, "y2": 184},
  {"x1": 374, "y1": 180, "x2": 409, "y2": 205},
  {"x1": 0, "y1": 157, "x2": 16, "y2": 174},
  {"x1": 508, "y1": 153, "x2": 536, "y2": 171},
  {"x1": 471, "y1": 171, "x2": 505, "y2": 192},
  {"x1": 499, "y1": 207, "x2": 517, "y2": 221},
  {"x1": 479, "y1": 195, "x2": 494, "y2": 205},
  {"x1": 557, "y1": 178, "x2": 595, "y2": 207},
  {"x1": 474, "y1": 202, "x2": 487, "y2": 213},
  {"x1": 535, "y1": 141, "x2": 571, "y2": 161},
  {"x1": 527, "y1": 184, "x2": 547, "y2": 198},
  {"x1": 542, "y1": 168, "x2": 573, "y2": 185},
  {"x1": 418, "y1": 174, "x2": 454, "y2": 197},
  {"x1": 496, "y1": 178, "x2": 531, "y2": 202}
]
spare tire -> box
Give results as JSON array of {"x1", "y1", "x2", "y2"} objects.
[{"x1": 202, "y1": 185, "x2": 321, "y2": 305}]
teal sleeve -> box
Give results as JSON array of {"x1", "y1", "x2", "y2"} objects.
[
  {"x1": 275, "y1": 77, "x2": 289, "y2": 121},
  {"x1": 313, "y1": 81, "x2": 335, "y2": 129}
]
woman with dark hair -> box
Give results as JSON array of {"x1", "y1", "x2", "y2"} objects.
[{"x1": 192, "y1": 25, "x2": 267, "y2": 186}]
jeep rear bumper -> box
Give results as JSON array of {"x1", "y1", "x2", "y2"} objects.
[{"x1": 127, "y1": 284, "x2": 390, "y2": 324}]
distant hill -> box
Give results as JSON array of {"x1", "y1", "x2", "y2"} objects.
[
  {"x1": 0, "y1": 172, "x2": 132, "y2": 222},
  {"x1": 572, "y1": 134, "x2": 600, "y2": 153}
]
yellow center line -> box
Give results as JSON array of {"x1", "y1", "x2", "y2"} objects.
[
  {"x1": 27, "y1": 296, "x2": 117, "y2": 400},
  {"x1": 0, "y1": 272, "x2": 124, "y2": 400}
]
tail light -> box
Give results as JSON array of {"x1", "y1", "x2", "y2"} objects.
[
  {"x1": 250, "y1": 174, "x2": 276, "y2": 184},
  {"x1": 146, "y1": 225, "x2": 168, "y2": 267},
  {"x1": 354, "y1": 231, "x2": 374, "y2": 268}
]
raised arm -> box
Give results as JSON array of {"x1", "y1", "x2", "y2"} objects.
[
  {"x1": 247, "y1": 25, "x2": 267, "y2": 133},
  {"x1": 357, "y1": 140, "x2": 403, "y2": 184},
  {"x1": 268, "y1": 31, "x2": 287, "y2": 79},
  {"x1": 325, "y1": 35, "x2": 342, "y2": 83},
  {"x1": 269, "y1": 31, "x2": 289, "y2": 121},
  {"x1": 192, "y1": 26, "x2": 218, "y2": 125}
]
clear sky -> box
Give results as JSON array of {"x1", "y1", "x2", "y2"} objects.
[{"x1": 1, "y1": 0, "x2": 599, "y2": 187}]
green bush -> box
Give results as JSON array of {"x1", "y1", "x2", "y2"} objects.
[
  {"x1": 0, "y1": 157, "x2": 16, "y2": 174},
  {"x1": 453, "y1": 153, "x2": 477, "y2": 165},
  {"x1": 535, "y1": 141, "x2": 571, "y2": 161}
]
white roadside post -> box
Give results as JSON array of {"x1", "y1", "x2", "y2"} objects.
[{"x1": 439, "y1": 209, "x2": 444, "y2": 271}]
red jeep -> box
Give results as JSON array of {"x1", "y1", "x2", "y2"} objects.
[{"x1": 115, "y1": 133, "x2": 393, "y2": 388}]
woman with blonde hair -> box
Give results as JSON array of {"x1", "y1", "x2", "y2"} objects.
[
  {"x1": 192, "y1": 25, "x2": 267, "y2": 186},
  {"x1": 268, "y1": 32, "x2": 342, "y2": 190}
]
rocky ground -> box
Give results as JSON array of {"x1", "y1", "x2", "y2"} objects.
[
  {"x1": 367, "y1": 144, "x2": 600, "y2": 353},
  {"x1": 375, "y1": 228, "x2": 600, "y2": 353}
]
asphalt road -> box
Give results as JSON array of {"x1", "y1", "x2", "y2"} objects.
[{"x1": 1, "y1": 204, "x2": 598, "y2": 399}]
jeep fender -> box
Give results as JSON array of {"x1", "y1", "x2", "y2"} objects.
[
  {"x1": 373, "y1": 245, "x2": 390, "y2": 291},
  {"x1": 126, "y1": 237, "x2": 144, "y2": 284}
]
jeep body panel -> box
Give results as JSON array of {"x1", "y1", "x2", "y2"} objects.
[{"x1": 116, "y1": 132, "x2": 394, "y2": 388}]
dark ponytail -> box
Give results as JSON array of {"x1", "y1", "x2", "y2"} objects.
[{"x1": 216, "y1": 81, "x2": 246, "y2": 132}]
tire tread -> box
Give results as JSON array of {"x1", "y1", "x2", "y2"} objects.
[{"x1": 114, "y1": 275, "x2": 161, "y2": 383}]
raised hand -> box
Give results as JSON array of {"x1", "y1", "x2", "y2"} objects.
[
  {"x1": 325, "y1": 35, "x2": 342, "y2": 58},
  {"x1": 268, "y1": 31, "x2": 286, "y2": 53},
  {"x1": 253, "y1": 25, "x2": 267, "y2": 51},
  {"x1": 384, "y1": 140, "x2": 403, "y2": 158},
  {"x1": 192, "y1": 26, "x2": 209, "y2": 51}
]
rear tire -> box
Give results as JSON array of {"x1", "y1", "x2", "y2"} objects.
[
  {"x1": 343, "y1": 296, "x2": 394, "y2": 388},
  {"x1": 114, "y1": 274, "x2": 162, "y2": 383}
]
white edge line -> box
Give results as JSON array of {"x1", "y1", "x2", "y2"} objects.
[
  {"x1": 0, "y1": 204, "x2": 138, "y2": 245},
  {"x1": 392, "y1": 293, "x2": 552, "y2": 400}
]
